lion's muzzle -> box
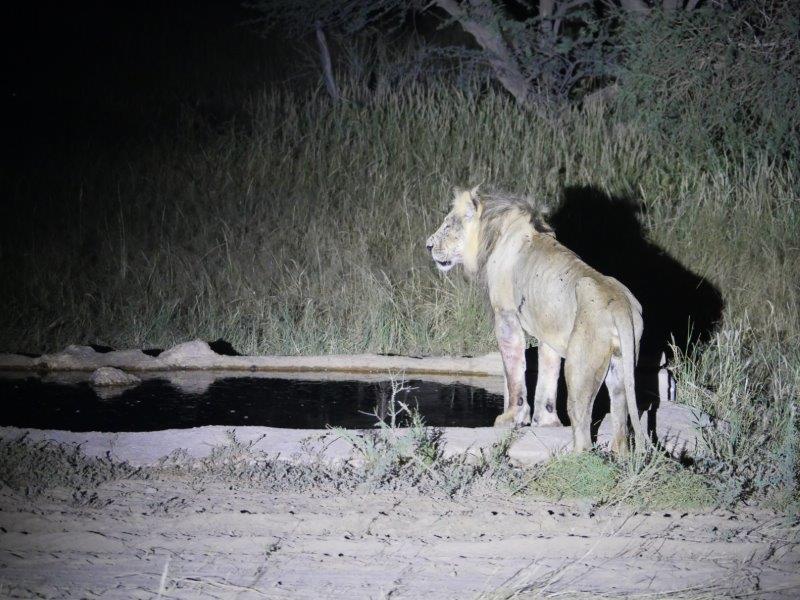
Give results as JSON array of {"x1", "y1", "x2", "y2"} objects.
[{"x1": 434, "y1": 259, "x2": 453, "y2": 271}]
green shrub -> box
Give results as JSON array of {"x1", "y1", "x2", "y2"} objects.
[
  {"x1": 611, "y1": 449, "x2": 716, "y2": 509},
  {"x1": 522, "y1": 450, "x2": 715, "y2": 509},
  {"x1": 615, "y1": 2, "x2": 800, "y2": 163},
  {"x1": 528, "y1": 452, "x2": 620, "y2": 500}
]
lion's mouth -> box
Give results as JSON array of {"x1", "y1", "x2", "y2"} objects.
[{"x1": 435, "y1": 260, "x2": 454, "y2": 272}]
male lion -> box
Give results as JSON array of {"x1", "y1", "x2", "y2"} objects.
[{"x1": 426, "y1": 187, "x2": 646, "y2": 453}]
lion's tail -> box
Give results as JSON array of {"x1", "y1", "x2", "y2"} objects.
[{"x1": 612, "y1": 306, "x2": 649, "y2": 452}]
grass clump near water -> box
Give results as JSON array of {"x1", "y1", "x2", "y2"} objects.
[
  {"x1": 332, "y1": 394, "x2": 520, "y2": 496},
  {"x1": 528, "y1": 453, "x2": 619, "y2": 501},
  {"x1": 523, "y1": 451, "x2": 715, "y2": 510},
  {"x1": 672, "y1": 326, "x2": 800, "y2": 509}
]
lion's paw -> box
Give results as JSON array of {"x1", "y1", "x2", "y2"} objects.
[
  {"x1": 533, "y1": 412, "x2": 561, "y2": 427},
  {"x1": 493, "y1": 412, "x2": 516, "y2": 428}
]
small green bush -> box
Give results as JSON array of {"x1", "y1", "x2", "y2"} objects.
[
  {"x1": 334, "y1": 395, "x2": 519, "y2": 496},
  {"x1": 612, "y1": 450, "x2": 716, "y2": 509},
  {"x1": 528, "y1": 452, "x2": 620, "y2": 500},
  {"x1": 522, "y1": 450, "x2": 715, "y2": 509}
]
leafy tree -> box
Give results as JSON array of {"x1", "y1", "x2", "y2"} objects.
[{"x1": 247, "y1": 1, "x2": 769, "y2": 111}]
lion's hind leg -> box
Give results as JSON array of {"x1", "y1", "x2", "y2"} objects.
[
  {"x1": 604, "y1": 356, "x2": 630, "y2": 456},
  {"x1": 564, "y1": 329, "x2": 611, "y2": 454}
]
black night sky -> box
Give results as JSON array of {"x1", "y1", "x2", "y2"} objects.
[{"x1": 8, "y1": 1, "x2": 279, "y2": 162}]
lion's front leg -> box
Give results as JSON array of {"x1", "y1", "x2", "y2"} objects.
[
  {"x1": 532, "y1": 342, "x2": 562, "y2": 426},
  {"x1": 493, "y1": 310, "x2": 531, "y2": 428}
]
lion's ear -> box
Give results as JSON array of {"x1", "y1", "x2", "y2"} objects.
[
  {"x1": 454, "y1": 185, "x2": 482, "y2": 219},
  {"x1": 532, "y1": 214, "x2": 555, "y2": 237},
  {"x1": 453, "y1": 187, "x2": 474, "y2": 217},
  {"x1": 469, "y1": 184, "x2": 482, "y2": 212}
]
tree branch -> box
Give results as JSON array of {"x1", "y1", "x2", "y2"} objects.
[
  {"x1": 434, "y1": 0, "x2": 533, "y2": 105},
  {"x1": 315, "y1": 21, "x2": 340, "y2": 102}
]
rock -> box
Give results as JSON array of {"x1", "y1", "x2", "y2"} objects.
[
  {"x1": 159, "y1": 340, "x2": 217, "y2": 367},
  {"x1": 36, "y1": 345, "x2": 99, "y2": 370},
  {"x1": 90, "y1": 367, "x2": 141, "y2": 387},
  {"x1": 0, "y1": 353, "x2": 37, "y2": 369},
  {"x1": 65, "y1": 344, "x2": 99, "y2": 358},
  {"x1": 102, "y1": 349, "x2": 160, "y2": 370}
]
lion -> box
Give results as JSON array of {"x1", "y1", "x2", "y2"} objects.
[{"x1": 426, "y1": 187, "x2": 647, "y2": 453}]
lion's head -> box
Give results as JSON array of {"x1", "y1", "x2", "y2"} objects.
[
  {"x1": 425, "y1": 187, "x2": 482, "y2": 274},
  {"x1": 427, "y1": 186, "x2": 554, "y2": 276}
]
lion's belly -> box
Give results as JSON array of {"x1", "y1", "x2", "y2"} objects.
[{"x1": 516, "y1": 283, "x2": 577, "y2": 357}]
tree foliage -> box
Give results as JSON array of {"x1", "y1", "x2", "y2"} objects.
[
  {"x1": 616, "y1": 0, "x2": 800, "y2": 160},
  {"x1": 248, "y1": 0, "x2": 621, "y2": 105},
  {"x1": 249, "y1": 0, "x2": 800, "y2": 161}
]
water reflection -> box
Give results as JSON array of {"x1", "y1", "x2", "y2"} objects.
[{"x1": 0, "y1": 375, "x2": 504, "y2": 432}]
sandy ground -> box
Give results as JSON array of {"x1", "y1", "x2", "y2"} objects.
[{"x1": 1, "y1": 474, "x2": 798, "y2": 599}]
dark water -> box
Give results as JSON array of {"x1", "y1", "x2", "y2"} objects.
[{"x1": 0, "y1": 376, "x2": 504, "y2": 432}]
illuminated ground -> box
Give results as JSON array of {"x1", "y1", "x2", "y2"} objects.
[{"x1": 1, "y1": 474, "x2": 797, "y2": 598}]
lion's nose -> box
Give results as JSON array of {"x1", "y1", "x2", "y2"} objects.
[{"x1": 425, "y1": 242, "x2": 433, "y2": 253}]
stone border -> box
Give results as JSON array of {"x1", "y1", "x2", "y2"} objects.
[{"x1": 0, "y1": 339, "x2": 503, "y2": 377}]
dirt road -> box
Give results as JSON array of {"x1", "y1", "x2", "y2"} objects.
[{"x1": 1, "y1": 474, "x2": 798, "y2": 599}]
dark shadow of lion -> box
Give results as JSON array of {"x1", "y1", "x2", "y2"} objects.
[{"x1": 524, "y1": 185, "x2": 724, "y2": 444}]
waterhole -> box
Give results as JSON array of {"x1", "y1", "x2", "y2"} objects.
[{"x1": 0, "y1": 374, "x2": 504, "y2": 432}]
